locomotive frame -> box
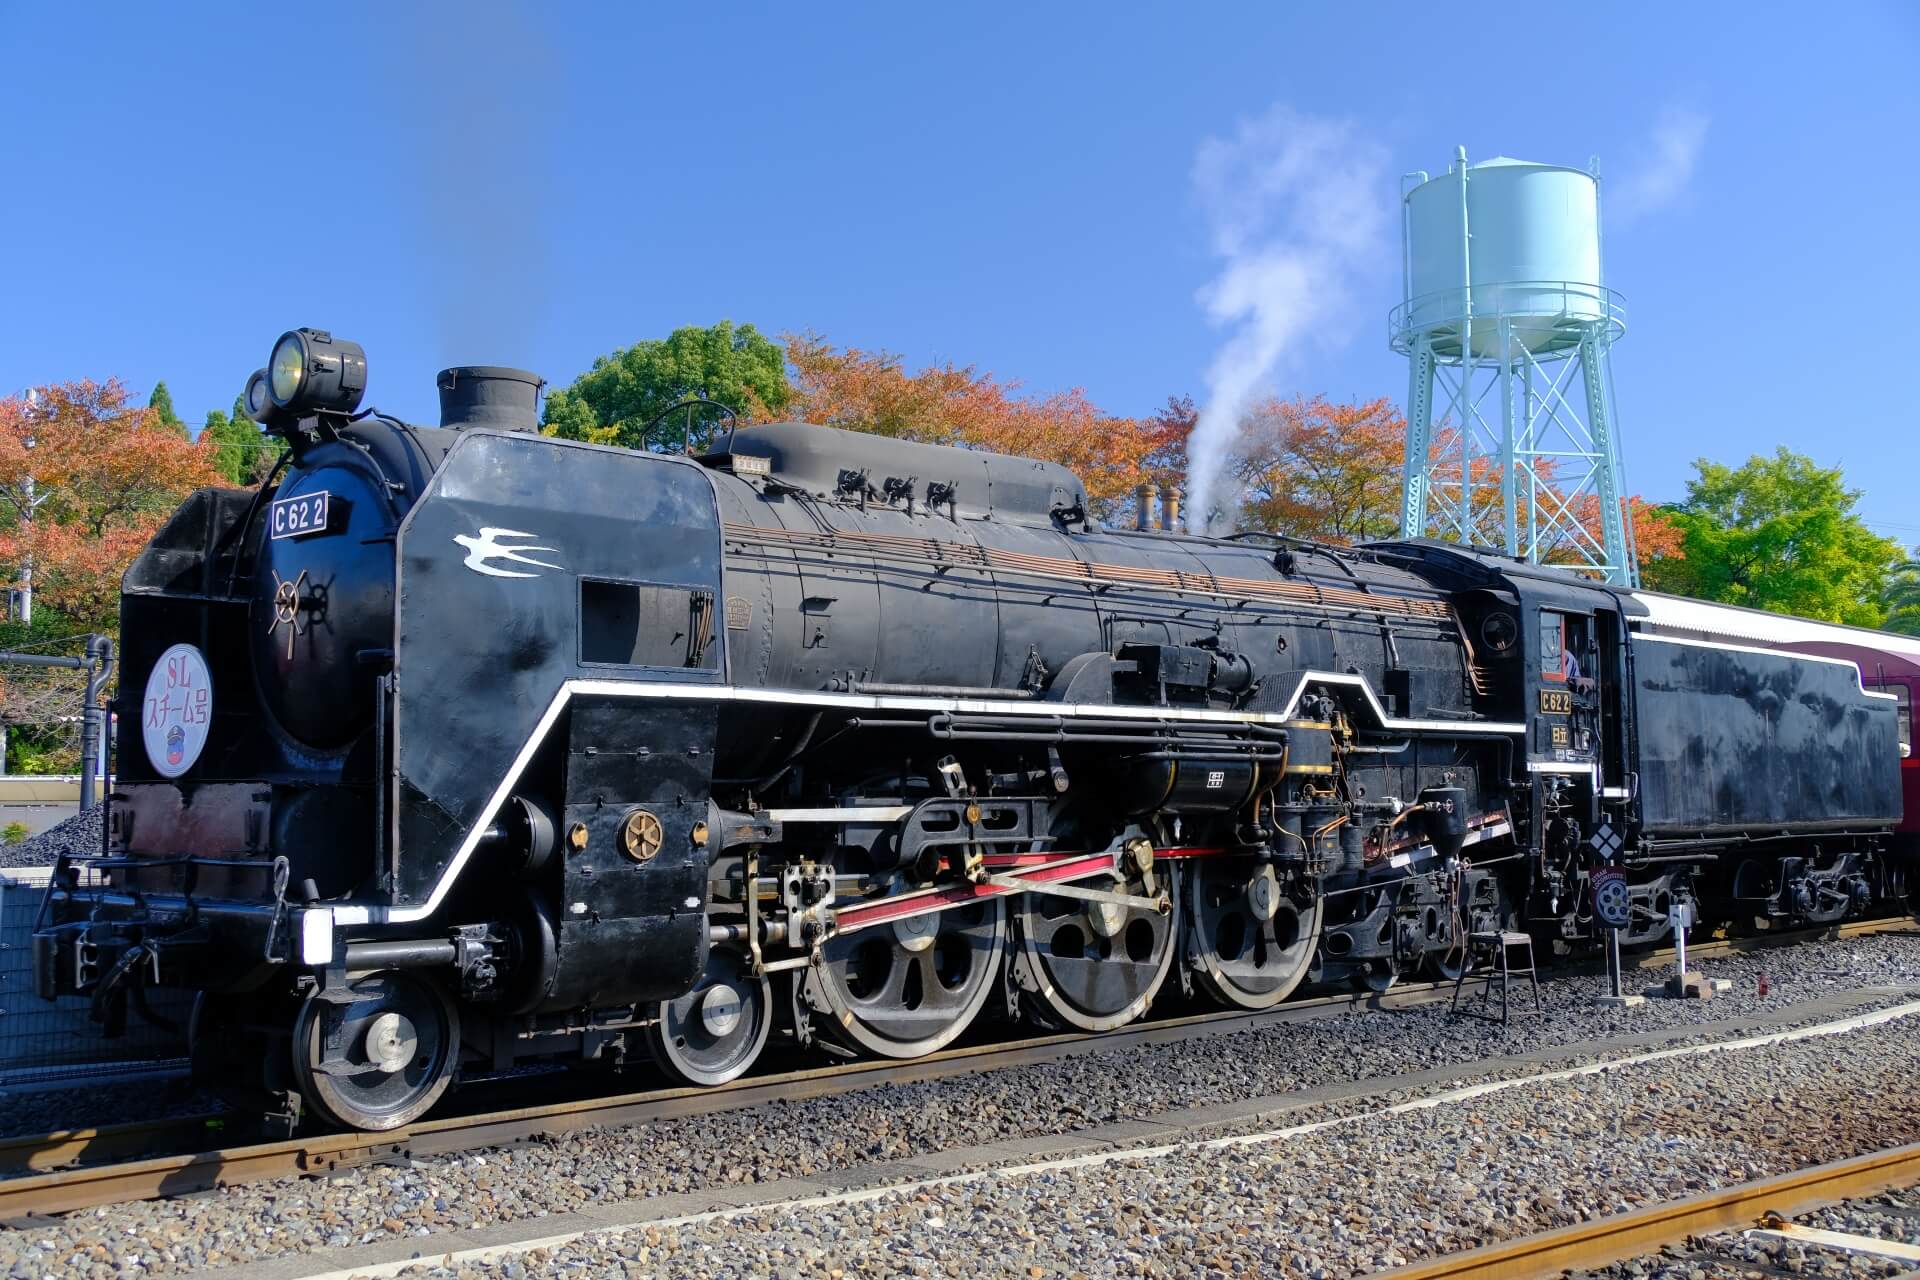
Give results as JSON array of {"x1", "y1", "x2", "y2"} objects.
[{"x1": 31, "y1": 339, "x2": 1906, "y2": 1130}]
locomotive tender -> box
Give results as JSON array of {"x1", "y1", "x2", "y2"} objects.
[{"x1": 34, "y1": 330, "x2": 1905, "y2": 1130}]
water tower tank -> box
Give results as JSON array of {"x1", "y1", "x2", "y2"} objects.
[{"x1": 1401, "y1": 157, "x2": 1609, "y2": 358}]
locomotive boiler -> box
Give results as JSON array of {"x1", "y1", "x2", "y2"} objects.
[{"x1": 33, "y1": 330, "x2": 1905, "y2": 1130}]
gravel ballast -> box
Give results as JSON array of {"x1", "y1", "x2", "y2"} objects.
[
  {"x1": 2, "y1": 924, "x2": 1914, "y2": 1142},
  {"x1": 337, "y1": 1001, "x2": 1920, "y2": 1280},
  {"x1": 0, "y1": 931, "x2": 1918, "y2": 1278}
]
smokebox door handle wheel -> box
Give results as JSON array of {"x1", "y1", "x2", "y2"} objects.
[{"x1": 292, "y1": 971, "x2": 460, "y2": 1131}]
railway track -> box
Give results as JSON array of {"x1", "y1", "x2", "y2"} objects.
[
  {"x1": 1372, "y1": 1140, "x2": 1920, "y2": 1279},
  {"x1": 0, "y1": 916, "x2": 1906, "y2": 1226}
]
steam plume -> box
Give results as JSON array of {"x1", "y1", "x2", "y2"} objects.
[
  {"x1": 392, "y1": 0, "x2": 557, "y2": 365},
  {"x1": 1185, "y1": 107, "x2": 1387, "y2": 533},
  {"x1": 1609, "y1": 108, "x2": 1709, "y2": 225}
]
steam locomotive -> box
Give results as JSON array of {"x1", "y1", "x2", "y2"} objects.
[{"x1": 32, "y1": 329, "x2": 1905, "y2": 1131}]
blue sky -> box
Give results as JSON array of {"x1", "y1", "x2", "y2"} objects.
[{"x1": 3, "y1": 4, "x2": 1916, "y2": 541}]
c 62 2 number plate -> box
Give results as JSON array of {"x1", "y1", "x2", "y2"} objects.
[{"x1": 270, "y1": 490, "x2": 331, "y2": 540}]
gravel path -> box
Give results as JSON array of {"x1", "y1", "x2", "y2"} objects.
[
  {"x1": 355, "y1": 1010, "x2": 1920, "y2": 1280},
  {"x1": 0, "y1": 932, "x2": 1917, "y2": 1278}
]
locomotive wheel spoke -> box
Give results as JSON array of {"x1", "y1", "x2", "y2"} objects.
[
  {"x1": 1184, "y1": 859, "x2": 1323, "y2": 1010},
  {"x1": 1014, "y1": 871, "x2": 1177, "y2": 1032},
  {"x1": 808, "y1": 896, "x2": 1006, "y2": 1059},
  {"x1": 645, "y1": 945, "x2": 772, "y2": 1087}
]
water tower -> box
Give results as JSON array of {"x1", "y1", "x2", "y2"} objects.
[{"x1": 1391, "y1": 148, "x2": 1637, "y2": 585}]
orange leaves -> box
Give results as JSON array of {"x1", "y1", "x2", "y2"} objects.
[
  {"x1": 0, "y1": 379, "x2": 223, "y2": 626},
  {"x1": 0, "y1": 518, "x2": 162, "y2": 629},
  {"x1": 777, "y1": 334, "x2": 1675, "y2": 572},
  {"x1": 782, "y1": 333, "x2": 1166, "y2": 512},
  {"x1": 1621, "y1": 497, "x2": 1685, "y2": 564},
  {"x1": 1232, "y1": 395, "x2": 1405, "y2": 544}
]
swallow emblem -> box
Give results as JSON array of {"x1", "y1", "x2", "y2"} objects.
[{"x1": 454, "y1": 527, "x2": 562, "y2": 579}]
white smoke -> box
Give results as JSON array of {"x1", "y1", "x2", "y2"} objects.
[
  {"x1": 1185, "y1": 107, "x2": 1388, "y2": 533},
  {"x1": 1608, "y1": 109, "x2": 1709, "y2": 225}
]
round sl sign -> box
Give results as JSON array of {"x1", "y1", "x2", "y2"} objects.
[
  {"x1": 142, "y1": 643, "x2": 213, "y2": 778},
  {"x1": 1591, "y1": 867, "x2": 1632, "y2": 931}
]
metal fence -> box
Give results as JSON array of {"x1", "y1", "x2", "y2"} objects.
[{"x1": 0, "y1": 869, "x2": 188, "y2": 1089}]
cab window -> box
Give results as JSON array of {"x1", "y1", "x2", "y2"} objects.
[
  {"x1": 1539, "y1": 612, "x2": 1565, "y2": 683},
  {"x1": 1868, "y1": 680, "x2": 1912, "y2": 759}
]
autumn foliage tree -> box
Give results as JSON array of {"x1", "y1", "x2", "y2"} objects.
[
  {"x1": 782, "y1": 332, "x2": 1178, "y2": 519},
  {"x1": 0, "y1": 379, "x2": 223, "y2": 629},
  {"x1": 1229, "y1": 396, "x2": 1405, "y2": 543},
  {"x1": 1143, "y1": 390, "x2": 1678, "y2": 576},
  {"x1": 549, "y1": 326, "x2": 1677, "y2": 574}
]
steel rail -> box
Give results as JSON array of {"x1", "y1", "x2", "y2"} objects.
[
  {"x1": 0, "y1": 916, "x2": 1906, "y2": 1223},
  {"x1": 0, "y1": 982, "x2": 1448, "y2": 1220},
  {"x1": 0, "y1": 1113, "x2": 234, "y2": 1179},
  {"x1": 1370, "y1": 1140, "x2": 1920, "y2": 1280}
]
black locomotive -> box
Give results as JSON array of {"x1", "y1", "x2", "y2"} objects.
[{"x1": 33, "y1": 330, "x2": 1905, "y2": 1130}]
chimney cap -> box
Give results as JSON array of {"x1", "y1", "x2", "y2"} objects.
[
  {"x1": 436, "y1": 365, "x2": 545, "y2": 392},
  {"x1": 436, "y1": 365, "x2": 546, "y2": 432}
]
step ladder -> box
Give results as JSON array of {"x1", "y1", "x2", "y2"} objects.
[{"x1": 1449, "y1": 930, "x2": 1541, "y2": 1025}]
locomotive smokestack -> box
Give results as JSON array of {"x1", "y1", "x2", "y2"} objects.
[
  {"x1": 1136, "y1": 483, "x2": 1158, "y2": 532},
  {"x1": 436, "y1": 366, "x2": 546, "y2": 432},
  {"x1": 1162, "y1": 486, "x2": 1181, "y2": 532}
]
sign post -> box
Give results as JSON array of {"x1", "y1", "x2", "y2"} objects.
[
  {"x1": 1588, "y1": 823, "x2": 1643, "y2": 1008},
  {"x1": 1605, "y1": 918, "x2": 1625, "y2": 1001},
  {"x1": 1660, "y1": 896, "x2": 1726, "y2": 999}
]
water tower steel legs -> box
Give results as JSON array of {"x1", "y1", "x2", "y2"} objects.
[
  {"x1": 1580, "y1": 334, "x2": 1633, "y2": 583},
  {"x1": 1392, "y1": 150, "x2": 1635, "y2": 586},
  {"x1": 1499, "y1": 316, "x2": 1517, "y2": 557},
  {"x1": 1398, "y1": 320, "x2": 1638, "y2": 588},
  {"x1": 1401, "y1": 339, "x2": 1436, "y2": 539}
]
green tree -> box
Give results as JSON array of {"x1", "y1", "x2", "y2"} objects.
[
  {"x1": 542, "y1": 321, "x2": 792, "y2": 452},
  {"x1": 148, "y1": 380, "x2": 187, "y2": 436},
  {"x1": 201, "y1": 394, "x2": 284, "y2": 485},
  {"x1": 1883, "y1": 554, "x2": 1920, "y2": 635},
  {"x1": 1642, "y1": 448, "x2": 1902, "y2": 626}
]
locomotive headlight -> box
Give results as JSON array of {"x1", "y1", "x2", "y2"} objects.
[
  {"x1": 243, "y1": 368, "x2": 274, "y2": 424},
  {"x1": 268, "y1": 334, "x2": 305, "y2": 404},
  {"x1": 266, "y1": 328, "x2": 368, "y2": 415}
]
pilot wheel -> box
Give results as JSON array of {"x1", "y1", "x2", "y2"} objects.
[{"x1": 291, "y1": 971, "x2": 461, "y2": 1131}]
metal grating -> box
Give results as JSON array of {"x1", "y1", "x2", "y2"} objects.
[{"x1": 0, "y1": 872, "x2": 189, "y2": 1086}]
